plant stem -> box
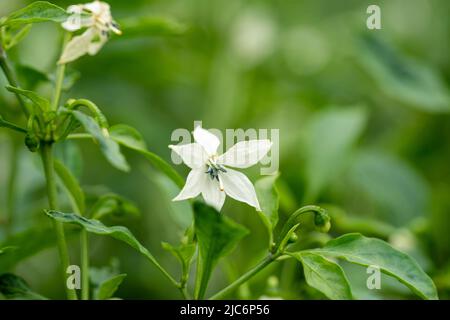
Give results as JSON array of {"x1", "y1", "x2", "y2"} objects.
[
  {"x1": 52, "y1": 64, "x2": 66, "y2": 111},
  {"x1": 274, "y1": 205, "x2": 325, "y2": 254},
  {"x1": 66, "y1": 133, "x2": 93, "y2": 140},
  {"x1": 0, "y1": 47, "x2": 29, "y2": 117},
  {"x1": 40, "y1": 142, "x2": 77, "y2": 300},
  {"x1": 67, "y1": 194, "x2": 90, "y2": 300},
  {"x1": 80, "y1": 230, "x2": 89, "y2": 300},
  {"x1": 209, "y1": 253, "x2": 280, "y2": 300},
  {"x1": 147, "y1": 254, "x2": 180, "y2": 289},
  {"x1": 180, "y1": 286, "x2": 189, "y2": 299},
  {"x1": 67, "y1": 181, "x2": 90, "y2": 300},
  {"x1": 51, "y1": 33, "x2": 71, "y2": 111},
  {"x1": 66, "y1": 99, "x2": 109, "y2": 127},
  {"x1": 6, "y1": 138, "x2": 19, "y2": 235}
]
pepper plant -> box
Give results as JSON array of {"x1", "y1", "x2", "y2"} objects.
[{"x1": 0, "y1": 1, "x2": 439, "y2": 300}]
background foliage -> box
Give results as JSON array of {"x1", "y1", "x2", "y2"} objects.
[{"x1": 0, "y1": 0, "x2": 449, "y2": 299}]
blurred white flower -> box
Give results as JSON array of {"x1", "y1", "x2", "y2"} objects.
[
  {"x1": 389, "y1": 229, "x2": 416, "y2": 252},
  {"x1": 59, "y1": 0, "x2": 121, "y2": 64},
  {"x1": 230, "y1": 9, "x2": 276, "y2": 67},
  {"x1": 169, "y1": 126, "x2": 272, "y2": 211}
]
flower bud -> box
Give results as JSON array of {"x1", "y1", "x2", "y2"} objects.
[
  {"x1": 314, "y1": 210, "x2": 331, "y2": 233},
  {"x1": 287, "y1": 232, "x2": 298, "y2": 244},
  {"x1": 25, "y1": 133, "x2": 40, "y2": 152}
]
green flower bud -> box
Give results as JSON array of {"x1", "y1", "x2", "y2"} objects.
[
  {"x1": 314, "y1": 210, "x2": 331, "y2": 233},
  {"x1": 25, "y1": 133, "x2": 40, "y2": 152},
  {"x1": 288, "y1": 232, "x2": 298, "y2": 244}
]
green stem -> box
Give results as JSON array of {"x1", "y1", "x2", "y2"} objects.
[
  {"x1": 66, "y1": 99, "x2": 109, "y2": 127},
  {"x1": 180, "y1": 286, "x2": 189, "y2": 300},
  {"x1": 5, "y1": 138, "x2": 19, "y2": 235},
  {"x1": 223, "y1": 258, "x2": 250, "y2": 299},
  {"x1": 273, "y1": 205, "x2": 326, "y2": 254},
  {"x1": 194, "y1": 248, "x2": 202, "y2": 299},
  {"x1": 66, "y1": 133, "x2": 93, "y2": 140},
  {"x1": 147, "y1": 254, "x2": 180, "y2": 289},
  {"x1": 40, "y1": 143, "x2": 77, "y2": 300},
  {"x1": 209, "y1": 253, "x2": 280, "y2": 300},
  {"x1": 52, "y1": 64, "x2": 65, "y2": 111},
  {"x1": 0, "y1": 48, "x2": 29, "y2": 117},
  {"x1": 58, "y1": 161, "x2": 90, "y2": 300},
  {"x1": 66, "y1": 193, "x2": 90, "y2": 300},
  {"x1": 80, "y1": 230, "x2": 89, "y2": 300},
  {"x1": 51, "y1": 33, "x2": 70, "y2": 111}
]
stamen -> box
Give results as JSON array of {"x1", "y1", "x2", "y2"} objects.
[
  {"x1": 218, "y1": 175, "x2": 224, "y2": 191},
  {"x1": 110, "y1": 22, "x2": 122, "y2": 35},
  {"x1": 206, "y1": 157, "x2": 226, "y2": 191}
]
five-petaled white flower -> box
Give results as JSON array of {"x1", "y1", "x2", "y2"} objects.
[
  {"x1": 170, "y1": 126, "x2": 272, "y2": 212},
  {"x1": 59, "y1": 0, "x2": 121, "y2": 64}
]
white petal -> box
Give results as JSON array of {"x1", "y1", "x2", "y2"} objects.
[
  {"x1": 58, "y1": 28, "x2": 96, "y2": 64},
  {"x1": 84, "y1": 1, "x2": 109, "y2": 15},
  {"x1": 87, "y1": 32, "x2": 108, "y2": 55},
  {"x1": 221, "y1": 168, "x2": 261, "y2": 211},
  {"x1": 193, "y1": 126, "x2": 220, "y2": 156},
  {"x1": 169, "y1": 143, "x2": 208, "y2": 169},
  {"x1": 62, "y1": 16, "x2": 83, "y2": 31},
  {"x1": 63, "y1": 5, "x2": 94, "y2": 31},
  {"x1": 201, "y1": 177, "x2": 226, "y2": 211},
  {"x1": 173, "y1": 169, "x2": 206, "y2": 201},
  {"x1": 67, "y1": 5, "x2": 83, "y2": 14},
  {"x1": 218, "y1": 140, "x2": 272, "y2": 168}
]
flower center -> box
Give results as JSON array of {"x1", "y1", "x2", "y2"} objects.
[{"x1": 206, "y1": 158, "x2": 226, "y2": 191}]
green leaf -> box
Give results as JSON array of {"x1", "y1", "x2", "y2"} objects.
[
  {"x1": 110, "y1": 123, "x2": 184, "y2": 188},
  {"x1": 89, "y1": 258, "x2": 120, "y2": 287},
  {"x1": 303, "y1": 107, "x2": 367, "y2": 201},
  {"x1": 324, "y1": 205, "x2": 396, "y2": 239},
  {"x1": 310, "y1": 233, "x2": 438, "y2": 300},
  {"x1": 0, "y1": 273, "x2": 47, "y2": 300},
  {"x1": 89, "y1": 194, "x2": 140, "y2": 221},
  {"x1": 6, "y1": 85, "x2": 50, "y2": 111},
  {"x1": 1, "y1": 24, "x2": 32, "y2": 50},
  {"x1": 110, "y1": 124, "x2": 147, "y2": 151},
  {"x1": 15, "y1": 64, "x2": 49, "y2": 90},
  {"x1": 71, "y1": 110, "x2": 129, "y2": 172},
  {"x1": 140, "y1": 149, "x2": 184, "y2": 189},
  {"x1": 358, "y1": 34, "x2": 450, "y2": 113},
  {"x1": 347, "y1": 151, "x2": 430, "y2": 226},
  {"x1": 94, "y1": 274, "x2": 127, "y2": 300},
  {"x1": 0, "y1": 226, "x2": 77, "y2": 272},
  {"x1": 118, "y1": 16, "x2": 187, "y2": 38},
  {"x1": 289, "y1": 252, "x2": 352, "y2": 300},
  {"x1": 14, "y1": 64, "x2": 80, "y2": 91},
  {"x1": 193, "y1": 202, "x2": 249, "y2": 299},
  {"x1": 255, "y1": 174, "x2": 279, "y2": 247},
  {"x1": 2, "y1": 1, "x2": 69, "y2": 27},
  {"x1": 162, "y1": 242, "x2": 196, "y2": 282},
  {"x1": 46, "y1": 210, "x2": 168, "y2": 282},
  {"x1": 54, "y1": 159, "x2": 85, "y2": 214}
]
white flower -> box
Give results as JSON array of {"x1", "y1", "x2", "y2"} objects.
[
  {"x1": 170, "y1": 126, "x2": 272, "y2": 212},
  {"x1": 58, "y1": 1, "x2": 121, "y2": 64}
]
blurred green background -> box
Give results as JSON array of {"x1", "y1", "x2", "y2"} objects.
[{"x1": 0, "y1": 0, "x2": 449, "y2": 299}]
